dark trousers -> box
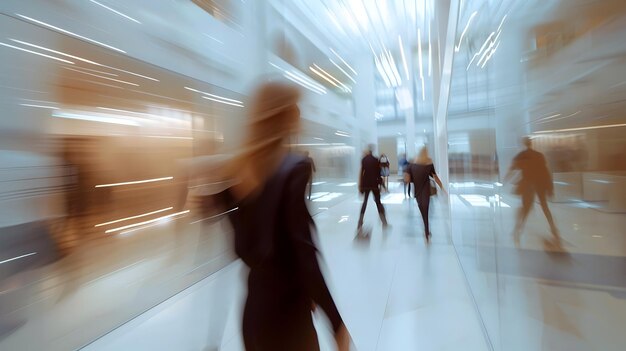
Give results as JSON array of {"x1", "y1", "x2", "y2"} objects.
[
  {"x1": 514, "y1": 189, "x2": 558, "y2": 237},
  {"x1": 243, "y1": 293, "x2": 318, "y2": 351},
  {"x1": 358, "y1": 188, "x2": 387, "y2": 228},
  {"x1": 415, "y1": 187, "x2": 430, "y2": 236},
  {"x1": 404, "y1": 181, "x2": 412, "y2": 197}
]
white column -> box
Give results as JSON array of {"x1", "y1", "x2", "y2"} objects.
[
  {"x1": 405, "y1": 106, "x2": 416, "y2": 159},
  {"x1": 243, "y1": 0, "x2": 268, "y2": 84},
  {"x1": 493, "y1": 22, "x2": 526, "y2": 179},
  {"x1": 353, "y1": 56, "x2": 377, "y2": 157},
  {"x1": 432, "y1": 0, "x2": 460, "y2": 189}
]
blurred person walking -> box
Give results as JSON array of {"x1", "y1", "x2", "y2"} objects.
[
  {"x1": 405, "y1": 147, "x2": 446, "y2": 242},
  {"x1": 357, "y1": 147, "x2": 389, "y2": 234},
  {"x1": 379, "y1": 153, "x2": 390, "y2": 192},
  {"x1": 398, "y1": 153, "x2": 408, "y2": 176},
  {"x1": 505, "y1": 137, "x2": 560, "y2": 246},
  {"x1": 399, "y1": 154, "x2": 412, "y2": 198},
  {"x1": 190, "y1": 81, "x2": 350, "y2": 351},
  {"x1": 304, "y1": 151, "x2": 316, "y2": 200}
]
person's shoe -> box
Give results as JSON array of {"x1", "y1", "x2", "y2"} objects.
[{"x1": 356, "y1": 226, "x2": 371, "y2": 238}]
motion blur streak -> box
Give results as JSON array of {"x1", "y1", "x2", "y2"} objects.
[
  {"x1": 19, "y1": 103, "x2": 58, "y2": 109},
  {"x1": 105, "y1": 210, "x2": 190, "y2": 234},
  {"x1": 88, "y1": 0, "x2": 142, "y2": 24},
  {"x1": 0, "y1": 42, "x2": 75, "y2": 64},
  {"x1": 8, "y1": 38, "x2": 100, "y2": 65},
  {"x1": 184, "y1": 87, "x2": 243, "y2": 104},
  {"x1": 16, "y1": 14, "x2": 127, "y2": 53},
  {"x1": 62, "y1": 66, "x2": 139, "y2": 86},
  {"x1": 0, "y1": 252, "x2": 37, "y2": 265},
  {"x1": 1, "y1": 0, "x2": 625, "y2": 350},
  {"x1": 202, "y1": 96, "x2": 244, "y2": 107},
  {"x1": 95, "y1": 177, "x2": 174, "y2": 188},
  {"x1": 94, "y1": 207, "x2": 174, "y2": 227}
]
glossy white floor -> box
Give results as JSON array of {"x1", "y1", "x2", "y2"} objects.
[
  {"x1": 83, "y1": 182, "x2": 490, "y2": 351},
  {"x1": 448, "y1": 181, "x2": 626, "y2": 351}
]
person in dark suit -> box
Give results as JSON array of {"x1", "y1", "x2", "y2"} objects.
[
  {"x1": 505, "y1": 137, "x2": 560, "y2": 246},
  {"x1": 399, "y1": 154, "x2": 412, "y2": 198},
  {"x1": 304, "y1": 151, "x2": 316, "y2": 200},
  {"x1": 212, "y1": 81, "x2": 349, "y2": 351},
  {"x1": 357, "y1": 148, "x2": 388, "y2": 232}
]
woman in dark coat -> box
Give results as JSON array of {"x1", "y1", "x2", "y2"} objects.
[
  {"x1": 207, "y1": 81, "x2": 349, "y2": 350},
  {"x1": 405, "y1": 147, "x2": 446, "y2": 242}
]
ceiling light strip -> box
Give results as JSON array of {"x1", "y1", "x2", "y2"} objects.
[
  {"x1": 386, "y1": 50, "x2": 402, "y2": 85},
  {"x1": 8, "y1": 39, "x2": 157, "y2": 81},
  {"x1": 283, "y1": 71, "x2": 326, "y2": 94},
  {"x1": 399, "y1": 35, "x2": 410, "y2": 80},
  {"x1": 202, "y1": 96, "x2": 244, "y2": 107},
  {"x1": 283, "y1": 74, "x2": 324, "y2": 94},
  {"x1": 374, "y1": 55, "x2": 393, "y2": 88},
  {"x1": 105, "y1": 210, "x2": 190, "y2": 234},
  {"x1": 380, "y1": 54, "x2": 396, "y2": 86},
  {"x1": 63, "y1": 66, "x2": 139, "y2": 86},
  {"x1": 329, "y1": 58, "x2": 356, "y2": 83},
  {"x1": 455, "y1": 11, "x2": 478, "y2": 52},
  {"x1": 95, "y1": 207, "x2": 173, "y2": 227},
  {"x1": 467, "y1": 32, "x2": 495, "y2": 70},
  {"x1": 20, "y1": 103, "x2": 58, "y2": 109},
  {"x1": 536, "y1": 111, "x2": 582, "y2": 124},
  {"x1": 9, "y1": 39, "x2": 98, "y2": 64},
  {"x1": 312, "y1": 64, "x2": 351, "y2": 92},
  {"x1": 89, "y1": 0, "x2": 141, "y2": 24},
  {"x1": 0, "y1": 42, "x2": 74, "y2": 64},
  {"x1": 309, "y1": 66, "x2": 340, "y2": 88},
  {"x1": 95, "y1": 176, "x2": 173, "y2": 188},
  {"x1": 330, "y1": 48, "x2": 357, "y2": 76},
  {"x1": 0, "y1": 252, "x2": 37, "y2": 265},
  {"x1": 312, "y1": 64, "x2": 343, "y2": 86},
  {"x1": 17, "y1": 14, "x2": 126, "y2": 53},
  {"x1": 53, "y1": 111, "x2": 139, "y2": 126},
  {"x1": 428, "y1": 21, "x2": 432, "y2": 77},
  {"x1": 534, "y1": 123, "x2": 626, "y2": 134},
  {"x1": 184, "y1": 87, "x2": 243, "y2": 104},
  {"x1": 418, "y1": 28, "x2": 425, "y2": 100}
]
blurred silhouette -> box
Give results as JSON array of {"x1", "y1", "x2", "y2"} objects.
[
  {"x1": 398, "y1": 153, "x2": 408, "y2": 176},
  {"x1": 505, "y1": 137, "x2": 560, "y2": 246},
  {"x1": 207, "y1": 81, "x2": 349, "y2": 351},
  {"x1": 405, "y1": 147, "x2": 445, "y2": 242},
  {"x1": 379, "y1": 153, "x2": 390, "y2": 192},
  {"x1": 304, "y1": 151, "x2": 316, "y2": 200},
  {"x1": 357, "y1": 147, "x2": 388, "y2": 234},
  {"x1": 399, "y1": 154, "x2": 412, "y2": 198}
]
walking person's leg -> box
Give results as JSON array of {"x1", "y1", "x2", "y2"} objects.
[
  {"x1": 513, "y1": 190, "x2": 534, "y2": 245},
  {"x1": 357, "y1": 190, "x2": 371, "y2": 229},
  {"x1": 416, "y1": 190, "x2": 430, "y2": 240},
  {"x1": 538, "y1": 191, "x2": 559, "y2": 239},
  {"x1": 308, "y1": 176, "x2": 312, "y2": 200},
  {"x1": 372, "y1": 188, "x2": 388, "y2": 226}
]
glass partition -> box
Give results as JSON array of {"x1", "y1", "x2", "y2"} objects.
[
  {"x1": 448, "y1": 1, "x2": 626, "y2": 350},
  {"x1": 0, "y1": 13, "x2": 243, "y2": 350}
]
